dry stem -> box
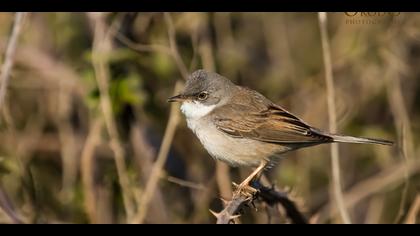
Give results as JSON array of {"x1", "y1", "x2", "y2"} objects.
[
  {"x1": 318, "y1": 12, "x2": 351, "y2": 224},
  {"x1": 88, "y1": 12, "x2": 135, "y2": 221},
  {"x1": 0, "y1": 11, "x2": 27, "y2": 225},
  {"x1": 0, "y1": 12, "x2": 26, "y2": 111},
  {"x1": 134, "y1": 81, "x2": 183, "y2": 223},
  {"x1": 80, "y1": 118, "x2": 103, "y2": 223}
]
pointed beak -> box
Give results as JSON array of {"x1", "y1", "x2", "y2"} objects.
[{"x1": 167, "y1": 94, "x2": 187, "y2": 103}]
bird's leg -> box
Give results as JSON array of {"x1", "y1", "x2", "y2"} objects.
[{"x1": 233, "y1": 160, "x2": 268, "y2": 198}]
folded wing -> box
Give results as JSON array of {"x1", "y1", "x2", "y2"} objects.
[{"x1": 213, "y1": 102, "x2": 333, "y2": 144}]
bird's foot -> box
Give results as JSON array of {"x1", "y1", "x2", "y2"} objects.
[{"x1": 232, "y1": 181, "x2": 258, "y2": 199}]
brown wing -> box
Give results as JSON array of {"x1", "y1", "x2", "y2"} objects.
[{"x1": 212, "y1": 91, "x2": 333, "y2": 144}]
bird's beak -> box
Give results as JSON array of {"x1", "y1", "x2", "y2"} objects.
[{"x1": 167, "y1": 94, "x2": 187, "y2": 103}]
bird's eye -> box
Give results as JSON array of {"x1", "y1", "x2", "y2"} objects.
[{"x1": 197, "y1": 92, "x2": 208, "y2": 101}]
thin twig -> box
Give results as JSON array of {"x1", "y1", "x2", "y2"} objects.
[
  {"x1": 364, "y1": 196, "x2": 385, "y2": 224},
  {"x1": 0, "y1": 185, "x2": 23, "y2": 224},
  {"x1": 134, "y1": 81, "x2": 183, "y2": 224},
  {"x1": 103, "y1": 12, "x2": 189, "y2": 223},
  {"x1": 106, "y1": 13, "x2": 172, "y2": 55},
  {"x1": 130, "y1": 123, "x2": 169, "y2": 223},
  {"x1": 404, "y1": 194, "x2": 420, "y2": 224},
  {"x1": 164, "y1": 13, "x2": 189, "y2": 80},
  {"x1": 132, "y1": 13, "x2": 190, "y2": 223},
  {"x1": 0, "y1": 12, "x2": 27, "y2": 225},
  {"x1": 80, "y1": 118, "x2": 103, "y2": 223},
  {"x1": 57, "y1": 79, "x2": 78, "y2": 201},
  {"x1": 382, "y1": 47, "x2": 414, "y2": 224},
  {"x1": 114, "y1": 31, "x2": 171, "y2": 55},
  {"x1": 215, "y1": 163, "x2": 233, "y2": 202},
  {"x1": 0, "y1": 40, "x2": 86, "y2": 96},
  {"x1": 318, "y1": 12, "x2": 351, "y2": 224},
  {"x1": 88, "y1": 12, "x2": 135, "y2": 221},
  {"x1": 0, "y1": 12, "x2": 26, "y2": 111},
  {"x1": 109, "y1": 13, "x2": 189, "y2": 81},
  {"x1": 392, "y1": 127, "x2": 410, "y2": 224},
  {"x1": 166, "y1": 175, "x2": 206, "y2": 191}
]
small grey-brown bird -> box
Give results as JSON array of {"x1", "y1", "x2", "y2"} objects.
[{"x1": 168, "y1": 69, "x2": 393, "y2": 193}]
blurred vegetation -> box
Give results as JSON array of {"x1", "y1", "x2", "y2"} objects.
[{"x1": 0, "y1": 12, "x2": 419, "y2": 224}]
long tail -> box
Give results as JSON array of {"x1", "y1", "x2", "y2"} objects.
[{"x1": 330, "y1": 134, "x2": 394, "y2": 146}]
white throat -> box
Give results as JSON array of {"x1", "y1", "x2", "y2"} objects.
[{"x1": 180, "y1": 101, "x2": 216, "y2": 119}]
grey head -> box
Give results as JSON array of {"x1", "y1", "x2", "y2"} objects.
[{"x1": 167, "y1": 69, "x2": 236, "y2": 107}]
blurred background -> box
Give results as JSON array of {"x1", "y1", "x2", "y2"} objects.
[{"x1": 0, "y1": 12, "x2": 419, "y2": 224}]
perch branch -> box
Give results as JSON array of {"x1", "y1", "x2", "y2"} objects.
[
  {"x1": 318, "y1": 12, "x2": 351, "y2": 224},
  {"x1": 212, "y1": 180, "x2": 307, "y2": 224},
  {"x1": 255, "y1": 182, "x2": 308, "y2": 224},
  {"x1": 212, "y1": 193, "x2": 247, "y2": 224}
]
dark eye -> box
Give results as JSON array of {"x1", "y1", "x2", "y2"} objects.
[{"x1": 197, "y1": 92, "x2": 208, "y2": 101}]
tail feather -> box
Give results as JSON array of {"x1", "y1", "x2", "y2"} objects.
[{"x1": 330, "y1": 134, "x2": 394, "y2": 146}]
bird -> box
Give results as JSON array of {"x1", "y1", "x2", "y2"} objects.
[{"x1": 168, "y1": 69, "x2": 393, "y2": 194}]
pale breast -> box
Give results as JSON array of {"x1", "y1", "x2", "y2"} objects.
[{"x1": 185, "y1": 116, "x2": 285, "y2": 167}]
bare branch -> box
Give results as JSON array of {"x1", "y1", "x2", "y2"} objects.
[
  {"x1": 405, "y1": 194, "x2": 420, "y2": 224},
  {"x1": 130, "y1": 123, "x2": 169, "y2": 223},
  {"x1": 318, "y1": 12, "x2": 351, "y2": 224},
  {"x1": 0, "y1": 12, "x2": 27, "y2": 111},
  {"x1": 88, "y1": 12, "x2": 135, "y2": 221},
  {"x1": 134, "y1": 81, "x2": 183, "y2": 224},
  {"x1": 80, "y1": 118, "x2": 103, "y2": 223},
  {"x1": 164, "y1": 13, "x2": 189, "y2": 80},
  {"x1": 114, "y1": 31, "x2": 171, "y2": 55},
  {"x1": 166, "y1": 175, "x2": 206, "y2": 191},
  {"x1": 109, "y1": 13, "x2": 189, "y2": 81},
  {"x1": 0, "y1": 185, "x2": 23, "y2": 224},
  {"x1": 382, "y1": 47, "x2": 414, "y2": 224},
  {"x1": 0, "y1": 11, "x2": 27, "y2": 225}
]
